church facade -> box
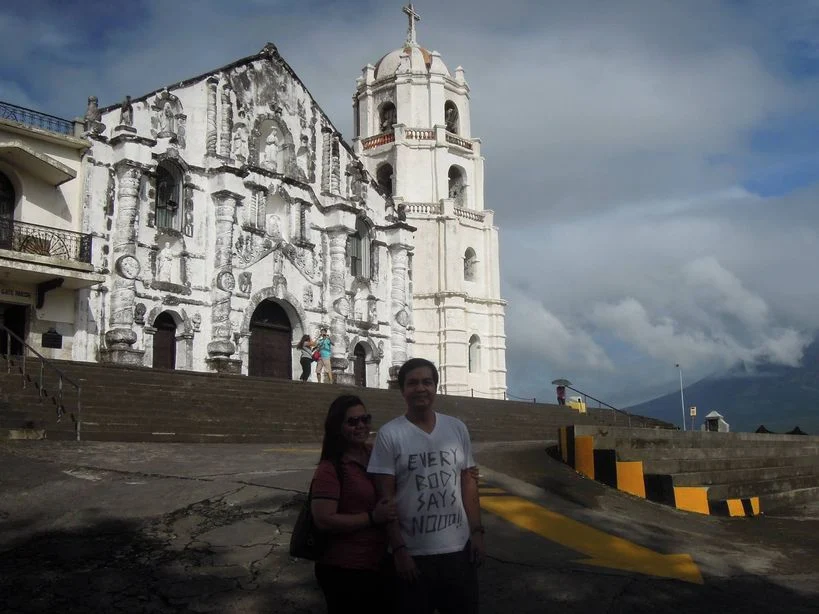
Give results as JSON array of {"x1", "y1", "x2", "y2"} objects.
[
  {"x1": 1, "y1": 6, "x2": 505, "y2": 395},
  {"x1": 75, "y1": 43, "x2": 413, "y2": 387}
]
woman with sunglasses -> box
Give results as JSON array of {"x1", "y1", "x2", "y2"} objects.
[{"x1": 311, "y1": 394, "x2": 397, "y2": 614}]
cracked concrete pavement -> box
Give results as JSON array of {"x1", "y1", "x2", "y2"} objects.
[{"x1": 1, "y1": 440, "x2": 818, "y2": 613}]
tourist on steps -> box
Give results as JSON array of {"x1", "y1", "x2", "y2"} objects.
[
  {"x1": 556, "y1": 385, "x2": 566, "y2": 406},
  {"x1": 316, "y1": 327, "x2": 334, "y2": 383},
  {"x1": 296, "y1": 334, "x2": 314, "y2": 382},
  {"x1": 369, "y1": 358, "x2": 484, "y2": 614},
  {"x1": 311, "y1": 394, "x2": 397, "y2": 614}
]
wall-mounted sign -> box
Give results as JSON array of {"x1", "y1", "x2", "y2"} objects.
[
  {"x1": 0, "y1": 285, "x2": 34, "y2": 305},
  {"x1": 689, "y1": 406, "x2": 697, "y2": 417},
  {"x1": 42, "y1": 327, "x2": 63, "y2": 349}
]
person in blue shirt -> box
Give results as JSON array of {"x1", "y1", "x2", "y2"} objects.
[{"x1": 316, "y1": 327, "x2": 334, "y2": 383}]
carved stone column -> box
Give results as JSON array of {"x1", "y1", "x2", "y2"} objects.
[
  {"x1": 206, "y1": 190, "x2": 242, "y2": 373},
  {"x1": 321, "y1": 127, "x2": 333, "y2": 193},
  {"x1": 219, "y1": 85, "x2": 233, "y2": 159},
  {"x1": 328, "y1": 229, "x2": 352, "y2": 383},
  {"x1": 388, "y1": 244, "x2": 411, "y2": 386},
  {"x1": 102, "y1": 163, "x2": 145, "y2": 365},
  {"x1": 206, "y1": 77, "x2": 218, "y2": 157}
]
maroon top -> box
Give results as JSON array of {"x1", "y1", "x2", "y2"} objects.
[{"x1": 311, "y1": 455, "x2": 387, "y2": 571}]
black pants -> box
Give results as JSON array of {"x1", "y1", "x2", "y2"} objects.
[
  {"x1": 299, "y1": 356, "x2": 313, "y2": 381},
  {"x1": 315, "y1": 564, "x2": 388, "y2": 614},
  {"x1": 394, "y1": 543, "x2": 479, "y2": 614}
]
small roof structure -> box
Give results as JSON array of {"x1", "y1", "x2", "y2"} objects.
[
  {"x1": 787, "y1": 426, "x2": 808, "y2": 435},
  {"x1": 755, "y1": 425, "x2": 774, "y2": 434}
]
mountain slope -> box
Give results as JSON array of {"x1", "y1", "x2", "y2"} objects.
[{"x1": 627, "y1": 341, "x2": 819, "y2": 434}]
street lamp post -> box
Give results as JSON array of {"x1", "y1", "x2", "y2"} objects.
[{"x1": 676, "y1": 363, "x2": 686, "y2": 432}]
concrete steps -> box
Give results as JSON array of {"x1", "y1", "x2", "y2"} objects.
[{"x1": 1, "y1": 358, "x2": 626, "y2": 444}]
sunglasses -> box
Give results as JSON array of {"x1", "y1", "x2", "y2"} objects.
[{"x1": 346, "y1": 414, "x2": 372, "y2": 427}]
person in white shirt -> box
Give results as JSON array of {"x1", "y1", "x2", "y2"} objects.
[{"x1": 368, "y1": 358, "x2": 484, "y2": 614}]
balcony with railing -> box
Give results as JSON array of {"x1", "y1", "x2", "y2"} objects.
[
  {"x1": 1, "y1": 101, "x2": 74, "y2": 136},
  {"x1": 0, "y1": 218, "x2": 92, "y2": 264}
]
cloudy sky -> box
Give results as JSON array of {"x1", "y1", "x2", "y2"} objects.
[{"x1": 4, "y1": 0, "x2": 819, "y2": 406}]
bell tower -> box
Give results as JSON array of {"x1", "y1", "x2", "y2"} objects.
[{"x1": 354, "y1": 4, "x2": 507, "y2": 398}]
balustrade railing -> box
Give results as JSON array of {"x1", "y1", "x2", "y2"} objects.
[
  {"x1": 0, "y1": 218, "x2": 93, "y2": 263},
  {"x1": 406, "y1": 128, "x2": 435, "y2": 140},
  {"x1": 446, "y1": 132, "x2": 474, "y2": 151},
  {"x1": 404, "y1": 202, "x2": 443, "y2": 215},
  {"x1": 454, "y1": 207, "x2": 485, "y2": 222},
  {"x1": 361, "y1": 130, "x2": 395, "y2": 150},
  {"x1": 1, "y1": 324, "x2": 82, "y2": 440},
  {"x1": 0, "y1": 101, "x2": 74, "y2": 135}
]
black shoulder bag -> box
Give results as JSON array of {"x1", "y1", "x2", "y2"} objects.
[{"x1": 289, "y1": 462, "x2": 342, "y2": 560}]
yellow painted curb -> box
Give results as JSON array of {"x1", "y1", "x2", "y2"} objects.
[
  {"x1": 726, "y1": 499, "x2": 745, "y2": 517},
  {"x1": 750, "y1": 497, "x2": 760, "y2": 515},
  {"x1": 674, "y1": 487, "x2": 710, "y2": 515},
  {"x1": 575, "y1": 436, "x2": 595, "y2": 479},
  {"x1": 616, "y1": 461, "x2": 646, "y2": 498}
]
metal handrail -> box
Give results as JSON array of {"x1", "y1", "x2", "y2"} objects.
[
  {"x1": 0, "y1": 100, "x2": 74, "y2": 135},
  {"x1": 565, "y1": 385, "x2": 631, "y2": 427},
  {"x1": 0, "y1": 323, "x2": 82, "y2": 440}
]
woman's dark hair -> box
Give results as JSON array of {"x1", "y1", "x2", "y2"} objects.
[
  {"x1": 297, "y1": 334, "x2": 310, "y2": 349},
  {"x1": 398, "y1": 358, "x2": 439, "y2": 391},
  {"x1": 320, "y1": 394, "x2": 366, "y2": 462}
]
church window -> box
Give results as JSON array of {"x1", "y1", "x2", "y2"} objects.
[
  {"x1": 377, "y1": 163, "x2": 394, "y2": 196},
  {"x1": 155, "y1": 161, "x2": 183, "y2": 230},
  {"x1": 468, "y1": 335, "x2": 481, "y2": 373},
  {"x1": 464, "y1": 248, "x2": 477, "y2": 281},
  {"x1": 347, "y1": 217, "x2": 371, "y2": 278},
  {"x1": 448, "y1": 166, "x2": 466, "y2": 208},
  {"x1": 379, "y1": 102, "x2": 397, "y2": 133},
  {"x1": 444, "y1": 101, "x2": 459, "y2": 134}
]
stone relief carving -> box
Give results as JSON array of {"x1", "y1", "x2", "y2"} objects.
[
  {"x1": 134, "y1": 303, "x2": 146, "y2": 325},
  {"x1": 151, "y1": 90, "x2": 186, "y2": 147},
  {"x1": 303, "y1": 285, "x2": 314, "y2": 307},
  {"x1": 183, "y1": 202, "x2": 194, "y2": 237},
  {"x1": 192, "y1": 312, "x2": 202, "y2": 332}
]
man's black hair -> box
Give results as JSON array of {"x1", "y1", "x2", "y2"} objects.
[{"x1": 397, "y1": 358, "x2": 439, "y2": 391}]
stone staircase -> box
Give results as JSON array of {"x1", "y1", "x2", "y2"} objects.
[
  {"x1": 0, "y1": 359, "x2": 664, "y2": 444},
  {"x1": 560, "y1": 425, "x2": 819, "y2": 516}
]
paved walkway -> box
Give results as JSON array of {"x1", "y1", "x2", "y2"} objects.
[{"x1": 0, "y1": 440, "x2": 817, "y2": 613}]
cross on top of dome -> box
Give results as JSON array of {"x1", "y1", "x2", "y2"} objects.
[{"x1": 403, "y1": 3, "x2": 420, "y2": 45}]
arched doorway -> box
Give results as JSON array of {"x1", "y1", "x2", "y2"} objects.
[
  {"x1": 153, "y1": 312, "x2": 176, "y2": 369},
  {"x1": 248, "y1": 300, "x2": 292, "y2": 378},
  {"x1": 353, "y1": 343, "x2": 367, "y2": 387}
]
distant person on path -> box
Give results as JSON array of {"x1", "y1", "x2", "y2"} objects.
[
  {"x1": 311, "y1": 394, "x2": 397, "y2": 614},
  {"x1": 296, "y1": 334, "x2": 314, "y2": 382},
  {"x1": 556, "y1": 385, "x2": 566, "y2": 406},
  {"x1": 316, "y1": 327, "x2": 334, "y2": 384},
  {"x1": 368, "y1": 358, "x2": 484, "y2": 614}
]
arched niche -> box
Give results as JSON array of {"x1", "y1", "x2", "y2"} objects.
[
  {"x1": 376, "y1": 163, "x2": 394, "y2": 196},
  {"x1": 468, "y1": 334, "x2": 481, "y2": 373},
  {"x1": 445, "y1": 100, "x2": 460, "y2": 134},
  {"x1": 448, "y1": 165, "x2": 467, "y2": 208},
  {"x1": 378, "y1": 101, "x2": 396, "y2": 133},
  {"x1": 250, "y1": 115, "x2": 296, "y2": 176}
]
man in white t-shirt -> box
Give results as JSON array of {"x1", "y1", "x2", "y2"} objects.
[{"x1": 368, "y1": 358, "x2": 484, "y2": 614}]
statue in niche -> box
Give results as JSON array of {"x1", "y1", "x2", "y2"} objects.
[
  {"x1": 397, "y1": 202, "x2": 407, "y2": 221},
  {"x1": 296, "y1": 135, "x2": 310, "y2": 178},
  {"x1": 368, "y1": 300, "x2": 378, "y2": 323},
  {"x1": 266, "y1": 214, "x2": 282, "y2": 240},
  {"x1": 84, "y1": 96, "x2": 103, "y2": 134},
  {"x1": 238, "y1": 272, "x2": 252, "y2": 294},
  {"x1": 445, "y1": 105, "x2": 459, "y2": 134},
  {"x1": 183, "y1": 204, "x2": 194, "y2": 237},
  {"x1": 233, "y1": 124, "x2": 249, "y2": 163},
  {"x1": 119, "y1": 95, "x2": 133, "y2": 126},
  {"x1": 380, "y1": 105, "x2": 396, "y2": 133},
  {"x1": 158, "y1": 102, "x2": 174, "y2": 135},
  {"x1": 156, "y1": 242, "x2": 175, "y2": 283},
  {"x1": 263, "y1": 131, "x2": 279, "y2": 171}
]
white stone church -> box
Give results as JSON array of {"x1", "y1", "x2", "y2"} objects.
[{"x1": 0, "y1": 5, "x2": 506, "y2": 396}]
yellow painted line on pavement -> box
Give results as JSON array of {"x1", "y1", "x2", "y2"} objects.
[
  {"x1": 481, "y1": 493, "x2": 703, "y2": 584},
  {"x1": 263, "y1": 447, "x2": 321, "y2": 453},
  {"x1": 479, "y1": 488, "x2": 506, "y2": 495}
]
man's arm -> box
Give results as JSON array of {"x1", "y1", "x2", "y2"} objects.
[
  {"x1": 461, "y1": 467, "x2": 485, "y2": 565},
  {"x1": 374, "y1": 474, "x2": 419, "y2": 582}
]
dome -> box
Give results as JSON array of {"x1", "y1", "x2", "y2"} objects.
[{"x1": 373, "y1": 45, "x2": 450, "y2": 80}]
